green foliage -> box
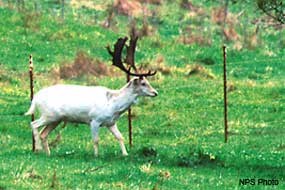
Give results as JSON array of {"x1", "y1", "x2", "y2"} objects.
[{"x1": 257, "y1": 0, "x2": 285, "y2": 24}]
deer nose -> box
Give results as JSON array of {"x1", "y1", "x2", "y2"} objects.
[{"x1": 153, "y1": 90, "x2": 158, "y2": 97}]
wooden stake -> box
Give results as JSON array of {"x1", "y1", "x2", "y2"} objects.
[
  {"x1": 223, "y1": 45, "x2": 228, "y2": 143},
  {"x1": 29, "y1": 55, "x2": 35, "y2": 151},
  {"x1": 126, "y1": 74, "x2": 133, "y2": 147}
]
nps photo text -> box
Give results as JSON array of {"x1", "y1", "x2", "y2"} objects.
[{"x1": 239, "y1": 178, "x2": 279, "y2": 186}]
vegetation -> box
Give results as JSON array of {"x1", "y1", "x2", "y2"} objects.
[{"x1": 0, "y1": 0, "x2": 284, "y2": 189}]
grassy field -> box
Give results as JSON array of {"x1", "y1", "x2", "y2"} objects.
[{"x1": 0, "y1": 0, "x2": 284, "y2": 189}]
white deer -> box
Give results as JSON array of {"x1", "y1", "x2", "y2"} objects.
[{"x1": 25, "y1": 37, "x2": 158, "y2": 156}]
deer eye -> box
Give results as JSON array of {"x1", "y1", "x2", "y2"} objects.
[{"x1": 141, "y1": 82, "x2": 146, "y2": 86}]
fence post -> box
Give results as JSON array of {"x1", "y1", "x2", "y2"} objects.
[
  {"x1": 29, "y1": 55, "x2": 35, "y2": 151},
  {"x1": 126, "y1": 74, "x2": 133, "y2": 148},
  {"x1": 223, "y1": 45, "x2": 228, "y2": 143}
]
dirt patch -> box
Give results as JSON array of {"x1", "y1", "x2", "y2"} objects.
[
  {"x1": 139, "y1": 55, "x2": 172, "y2": 75},
  {"x1": 196, "y1": 57, "x2": 215, "y2": 65},
  {"x1": 180, "y1": 0, "x2": 196, "y2": 10},
  {"x1": 0, "y1": 65, "x2": 19, "y2": 85},
  {"x1": 187, "y1": 65, "x2": 215, "y2": 79},
  {"x1": 223, "y1": 26, "x2": 240, "y2": 41},
  {"x1": 227, "y1": 82, "x2": 237, "y2": 92},
  {"x1": 152, "y1": 55, "x2": 172, "y2": 75},
  {"x1": 211, "y1": 6, "x2": 226, "y2": 25},
  {"x1": 211, "y1": 7, "x2": 243, "y2": 43},
  {"x1": 180, "y1": 35, "x2": 211, "y2": 46},
  {"x1": 233, "y1": 41, "x2": 243, "y2": 51},
  {"x1": 245, "y1": 26, "x2": 260, "y2": 49},
  {"x1": 232, "y1": 26, "x2": 259, "y2": 50},
  {"x1": 180, "y1": 0, "x2": 204, "y2": 16},
  {"x1": 57, "y1": 51, "x2": 112, "y2": 79},
  {"x1": 179, "y1": 26, "x2": 211, "y2": 46},
  {"x1": 211, "y1": 6, "x2": 239, "y2": 26},
  {"x1": 138, "y1": 57, "x2": 216, "y2": 78},
  {"x1": 114, "y1": 0, "x2": 148, "y2": 17},
  {"x1": 70, "y1": 0, "x2": 106, "y2": 11},
  {"x1": 140, "y1": 18, "x2": 156, "y2": 37}
]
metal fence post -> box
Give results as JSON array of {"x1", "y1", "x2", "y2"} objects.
[
  {"x1": 126, "y1": 74, "x2": 133, "y2": 148},
  {"x1": 29, "y1": 55, "x2": 35, "y2": 151},
  {"x1": 223, "y1": 45, "x2": 228, "y2": 143}
]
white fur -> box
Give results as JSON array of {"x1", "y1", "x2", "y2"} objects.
[{"x1": 25, "y1": 77, "x2": 157, "y2": 156}]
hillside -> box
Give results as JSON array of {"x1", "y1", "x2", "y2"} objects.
[{"x1": 0, "y1": 0, "x2": 284, "y2": 189}]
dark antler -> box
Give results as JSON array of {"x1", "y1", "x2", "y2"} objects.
[
  {"x1": 107, "y1": 37, "x2": 131, "y2": 73},
  {"x1": 125, "y1": 24, "x2": 138, "y2": 72},
  {"x1": 107, "y1": 36, "x2": 156, "y2": 77}
]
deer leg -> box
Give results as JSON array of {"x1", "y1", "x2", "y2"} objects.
[
  {"x1": 40, "y1": 121, "x2": 60, "y2": 155},
  {"x1": 90, "y1": 120, "x2": 101, "y2": 157},
  {"x1": 108, "y1": 124, "x2": 128, "y2": 156},
  {"x1": 30, "y1": 116, "x2": 48, "y2": 151},
  {"x1": 49, "y1": 121, "x2": 67, "y2": 147}
]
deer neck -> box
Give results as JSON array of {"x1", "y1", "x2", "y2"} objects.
[{"x1": 111, "y1": 84, "x2": 138, "y2": 114}]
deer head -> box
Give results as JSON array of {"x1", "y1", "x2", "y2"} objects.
[
  {"x1": 128, "y1": 77, "x2": 158, "y2": 97},
  {"x1": 107, "y1": 34, "x2": 157, "y2": 97}
]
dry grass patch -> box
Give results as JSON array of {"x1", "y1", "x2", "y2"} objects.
[
  {"x1": 151, "y1": 55, "x2": 172, "y2": 75},
  {"x1": 140, "y1": 55, "x2": 171, "y2": 76},
  {"x1": 180, "y1": 0, "x2": 205, "y2": 17},
  {"x1": 223, "y1": 26, "x2": 240, "y2": 41},
  {"x1": 211, "y1": 6, "x2": 240, "y2": 26},
  {"x1": 179, "y1": 34, "x2": 211, "y2": 46},
  {"x1": 186, "y1": 64, "x2": 215, "y2": 79},
  {"x1": 178, "y1": 26, "x2": 211, "y2": 46},
  {"x1": 56, "y1": 51, "x2": 115, "y2": 80},
  {"x1": 114, "y1": 0, "x2": 148, "y2": 17},
  {"x1": 70, "y1": 0, "x2": 106, "y2": 11}
]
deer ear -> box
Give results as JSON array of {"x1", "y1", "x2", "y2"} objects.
[{"x1": 133, "y1": 78, "x2": 139, "y2": 85}]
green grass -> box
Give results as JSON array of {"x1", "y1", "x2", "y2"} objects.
[{"x1": 0, "y1": 1, "x2": 284, "y2": 189}]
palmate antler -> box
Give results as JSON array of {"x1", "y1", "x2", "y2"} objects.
[
  {"x1": 125, "y1": 26, "x2": 138, "y2": 72},
  {"x1": 107, "y1": 35, "x2": 156, "y2": 78}
]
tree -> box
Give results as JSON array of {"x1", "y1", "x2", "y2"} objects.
[{"x1": 257, "y1": 0, "x2": 285, "y2": 24}]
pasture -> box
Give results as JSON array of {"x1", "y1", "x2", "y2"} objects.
[{"x1": 0, "y1": 0, "x2": 284, "y2": 189}]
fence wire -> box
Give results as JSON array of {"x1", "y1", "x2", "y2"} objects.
[{"x1": 226, "y1": 57, "x2": 285, "y2": 66}]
